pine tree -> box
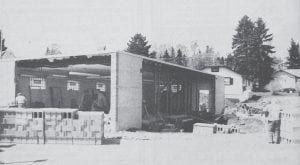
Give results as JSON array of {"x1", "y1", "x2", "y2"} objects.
[
  {"x1": 170, "y1": 47, "x2": 176, "y2": 63},
  {"x1": 170, "y1": 47, "x2": 176, "y2": 58},
  {"x1": 232, "y1": 15, "x2": 255, "y2": 75},
  {"x1": 251, "y1": 18, "x2": 275, "y2": 86},
  {"x1": 225, "y1": 54, "x2": 236, "y2": 70},
  {"x1": 175, "y1": 49, "x2": 184, "y2": 65},
  {"x1": 232, "y1": 16, "x2": 275, "y2": 88},
  {"x1": 126, "y1": 33, "x2": 151, "y2": 57},
  {"x1": 287, "y1": 39, "x2": 300, "y2": 69},
  {"x1": 162, "y1": 49, "x2": 172, "y2": 62},
  {"x1": 149, "y1": 51, "x2": 157, "y2": 59},
  {"x1": 182, "y1": 54, "x2": 188, "y2": 66}
]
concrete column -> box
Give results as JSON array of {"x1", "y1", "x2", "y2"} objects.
[{"x1": 110, "y1": 52, "x2": 118, "y2": 132}]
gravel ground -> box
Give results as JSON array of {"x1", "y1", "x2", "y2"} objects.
[{"x1": 1, "y1": 132, "x2": 299, "y2": 165}]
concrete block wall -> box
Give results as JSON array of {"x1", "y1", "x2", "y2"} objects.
[
  {"x1": 280, "y1": 109, "x2": 300, "y2": 144},
  {"x1": 0, "y1": 109, "x2": 104, "y2": 144}
]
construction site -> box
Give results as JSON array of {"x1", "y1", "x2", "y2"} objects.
[
  {"x1": 0, "y1": 52, "x2": 299, "y2": 165},
  {"x1": 0, "y1": 51, "x2": 226, "y2": 143}
]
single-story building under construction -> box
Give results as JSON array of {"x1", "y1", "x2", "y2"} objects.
[{"x1": 0, "y1": 51, "x2": 225, "y2": 131}]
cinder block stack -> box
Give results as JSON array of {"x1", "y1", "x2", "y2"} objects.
[
  {"x1": 193, "y1": 123, "x2": 240, "y2": 135},
  {"x1": 193, "y1": 123, "x2": 217, "y2": 135},
  {"x1": 1, "y1": 111, "x2": 16, "y2": 138},
  {"x1": 0, "y1": 108, "x2": 104, "y2": 145},
  {"x1": 216, "y1": 124, "x2": 239, "y2": 134},
  {"x1": 280, "y1": 109, "x2": 300, "y2": 144}
]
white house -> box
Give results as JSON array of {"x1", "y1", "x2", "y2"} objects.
[
  {"x1": 265, "y1": 69, "x2": 300, "y2": 91},
  {"x1": 201, "y1": 66, "x2": 253, "y2": 102}
]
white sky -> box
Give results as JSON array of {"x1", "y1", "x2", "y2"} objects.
[{"x1": 0, "y1": 0, "x2": 299, "y2": 59}]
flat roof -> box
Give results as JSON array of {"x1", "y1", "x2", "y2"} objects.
[
  {"x1": 1, "y1": 51, "x2": 220, "y2": 78},
  {"x1": 0, "y1": 108, "x2": 78, "y2": 113},
  {"x1": 119, "y1": 51, "x2": 219, "y2": 78}
]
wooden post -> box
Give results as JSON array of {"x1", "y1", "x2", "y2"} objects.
[
  {"x1": 169, "y1": 75, "x2": 172, "y2": 115},
  {"x1": 43, "y1": 112, "x2": 46, "y2": 144},
  {"x1": 157, "y1": 71, "x2": 161, "y2": 114},
  {"x1": 154, "y1": 70, "x2": 158, "y2": 113},
  {"x1": 196, "y1": 79, "x2": 199, "y2": 112}
]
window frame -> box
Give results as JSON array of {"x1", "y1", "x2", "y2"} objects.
[
  {"x1": 67, "y1": 80, "x2": 80, "y2": 91},
  {"x1": 224, "y1": 77, "x2": 233, "y2": 85}
]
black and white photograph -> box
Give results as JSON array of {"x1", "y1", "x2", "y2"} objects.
[{"x1": 0, "y1": 0, "x2": 300, "y2": 164}]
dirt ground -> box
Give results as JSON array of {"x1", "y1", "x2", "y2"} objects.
[
  {"x1": 1, "y1": 132, "x2": 300, "y2": 165},
  {"x1": 1, "y1": 95, "x2": 300, "y2": 165}
]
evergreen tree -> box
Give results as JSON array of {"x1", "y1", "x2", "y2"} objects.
[
  {"x1": 232, "y1": 15, "x2": 275, "y2": 88},
  {"x1": 170, "y1": 47, "x2": 176, "y2": 63},
  {"x1": 225, "y1": 54, "x2": 236, "y2": 70},
  {"x1": 251, "y1": 18, "x2": 275, "y2": 86},
  {"x1": 162, "y1": 49, "x2": 172, "y2": 62},
  {"x1": 182, "y1": 54, "x2": 188, "y2": 66},
  {"x1": 287, "y1": 39, "x2": 300, "y2": 69},
  {"x1": 149, "y1": 51, "x2": 157, "y2": 59},
  {"x1": 126, "y1": 33, "x2": 151, "y2": 57},
  {"x1": 215, "y1": 57, "x2": 225, "y2": 65},
  {"x1": 232, "y1": 15, "x2": 255, "y2": 75},
  {"x1": 175, "y1": 49, "x2": 184, "y2": 65},
  {"x1": 170, "y1": 47, "x2": 176, "y2": 59}
]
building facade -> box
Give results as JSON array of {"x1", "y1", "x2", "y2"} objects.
[
  {"x1": 265, "y1": 69, "x2": 300, "y2": 91},
  {"x1": 201, "y1": 66, "x2": 253, "y2": 102},
  {"x1": 0, "y1": 52, "x2": 225, "y2": 131}
]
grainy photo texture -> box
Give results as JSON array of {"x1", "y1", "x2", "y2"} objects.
[{"x1": 0, "y1": 0, "x2": 300, "y2": 165}]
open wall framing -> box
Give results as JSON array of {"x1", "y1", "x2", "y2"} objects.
[
  {"x1": 142, "y1": 59, "x2": 220, "y2": 117},
  {"x1": 0, "y1": 52, "x2": 224, "y2": 132},
  {"x1": 15, "y1": 54, "x2": 111, "y2": 110}
]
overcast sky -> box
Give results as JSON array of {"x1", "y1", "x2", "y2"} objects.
[{"x1": 0, "y1": 0, "x2": 299, "y2": 59}]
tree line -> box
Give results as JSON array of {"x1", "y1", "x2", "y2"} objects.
[
  {"x1": 126, "y1": 15, "x2": 300, "y2": 89},
  {"x1": 0, "y1": 14, "x2": 299, "y2": 87}
]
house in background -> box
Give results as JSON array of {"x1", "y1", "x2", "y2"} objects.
[
  {"x1": 265, "y1": 69, "x2": 300, "y2": 91},
  {"x1": 201, "y1": 66, "x2": 253, "y2": 102}
]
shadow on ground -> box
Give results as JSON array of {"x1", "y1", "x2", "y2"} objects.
[
  {"x1": 0, "y1": 159, "x2": 48, "y2": 164},
  {"x1": 0, "y1": 144, "x2": 16, "y2": 152},
  {"x1": 102, "y1": 137, "x2": 122, "y2": 145}
]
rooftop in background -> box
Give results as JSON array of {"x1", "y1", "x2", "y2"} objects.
[{"x1": 201, "y1": 65, "x2": 253, "y2": 80}]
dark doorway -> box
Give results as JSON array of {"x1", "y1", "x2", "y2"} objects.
[{"x1": 49, "y1": 87, "x2": 63, "y2": 108}]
